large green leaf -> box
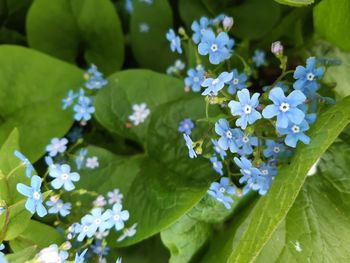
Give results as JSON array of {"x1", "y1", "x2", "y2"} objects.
[
  {"x1": 27, "y1": 0, "x2": 124, "y2": 74},
  {"x1": 5, "y1": 246, "x2": 37, "y2": 263},
  {"x1": 201, "y1": 96, "x2": 350, "y2": 262},
  {"x1": 314, "y1": 0, "x2": 350, "y2": 52},
  {"x1": 0, "y1": 45, "x2": 83, "y2": 162},
  {"x1": 178, "y1": 0, "x2": 211, "y2": 29},
  {"x1": 94, "y1": 69, "x2": 185, "y2": 146},
  {"x1": 130, "y1": 0, "x2": 179, "y2": 72},
  {"x1": 274, "y1": 0, "x2": 313, "y2": 7},
  {"x1": 255, "y1": 141, "x2": 350, "y2": 262}
]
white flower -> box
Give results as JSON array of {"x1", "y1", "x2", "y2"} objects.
[
  {"x1": 86, "y1": 156, "x2": 99, "y2": 169},
  {"x1": 117, "y1": 223, "x2": 137, "y2": 242},
  {"x1": 93, "y1": 195, "x2": 107, "y2": 208},
  {"x1": 36, "y1": 244, "x2": 68, "y2": 263},
  {"x1": 107, "y1": 189, "x2": 123, "y2": 205},
  {"x1": 307, "y1": 159, "x2": 320, "y2": 176},
  {"x1": 128, "y1": 103, "x2": 150, "y2": 126},
  {"x1": 46, "y1": 138, "x2": 68, "y2": 157},
  {"x1": 139, "y1": 23, "x2": 150, "y2": 33}
]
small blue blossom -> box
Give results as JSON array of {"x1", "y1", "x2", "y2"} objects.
[
  {"x1": 49, "y1": 164, "x2": 80, "y2": 191},
  {"x1": 228, "y1": 89, "x2": 262, "y2": 129},
  {"x1": 73, "y1": 96, "x2": 95, "y2": 122},
  {"x1": 62, "y1": 90, "x2": 77, "y2": 110},
  {"x1": 14, "y1": 150, "x2": 34, "y2": 178},
  {"x1": 227, "y1": 69, "x2": 248, "y2": 94},
  {"x1": 184, "y1": 66, "x2": 205, "y2": 92},
  {"x1": 76, "y1": 218, "x2": 93, "y2": 241},
  {"x1": 191, "y1": 17, "x2": 210, "y2": 44},
  {"x1": 236, "y1": 130, "x2": 258, "y2": 156},
  {"x1": 85, "y1": 208, "x2": 112, "y2": 234},
  {"x1": 178, "y1": 118, "x2": 195, "y2": 135},
  {"x1": 208, "y1": 177, "x2": 235, "y2": 209},
  {"x1": 298, "y1": 104, "x2": 317, "y2": 124},
  {"x1": 233, "y1": 157, "x2": 261, "y2": 188},
  {"x1": 125, "y1": 0, "x2": 133, "y2": 13},
  {"x1": 91, "y1": 240, "x2": 110, "y2": 256},
  {"x1": 210, "y1": 156, "x2": 224, "y2": 176},
  {"x1": 277, "y1": 120, "x2": 310, "y2": 148},
  {"x1": 84, "y1": 64, "x2": 108, "y2": 90},
  {"x1": 211, "y1": 14, "x2": 226, "y2": 25},
  {"x1": 46, "y1": 196, "x2": 71, "y2": 217},
  {"x1": 0, "y1": 243, "x2": 4, "y2": 256},
  {"x1": 74, "y1": 249, "x2": 88, "y2": 263},
  {"x1": 117, "y1": 223, "x2": 137, "y2": 242},
  {"x1": 201, "y1": 71, "x2": 233, "y2": 96},
  {"x1": 262, "y1": 87, "x2": 306, "y2": 128},
  {"x1": 108, "y1": 203, "x2": 130, "y2": 231},
  {"x1": 215, "y1": 119, "x2": 239, "y2": 153},
  {"x1": 75, "y1": 148, "x2": 88, "y2": 170},
  {"x1": 211, "y1": 139, "x2": 227, "y2": 160},
  {"x1": 293, "y1": 57, "x2": 324, "y2": 94},
  {"x1": 252, "y1": 50, "x2": 266, "y2": 67},
  {"x1": 46, "y1": 137, "x2": 68, "y2": 157},
  {"x1": 16, "y1": 175, "x2": 47, "y2": 217},
  {"x1": 263, "y1": 140, "x2": 286, "y2": 159},
  {"x1": 166, "y1": 59, "x2": 185, "y2": 75},
  {"x1": 260, "y1": 163, "x2": 277, "y2": 177},
  {"x1": 198, "y1": 30, "x2": 234, "y2": 65},
  {"x1": 166, "y1": 29, "x2": 182, "y2": 54},
  {"x1": 139, "y1": 22, "x2": 150, "y2": 33},
  {"x1": 183, "y1": 134, "x2": 197, "y2": 158}
]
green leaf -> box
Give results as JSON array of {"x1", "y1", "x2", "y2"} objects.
[
  {"x1": 201, "y1": 96, "x2": 350, "y2": 262},
  {"x1": 274, "y1": 0, "x2": 314, "y2": 7},
  {"x1": 130, "y1": 0, "x2": 179, "y2": 72},
  {"x1": 178, "y1": 0, "x2": 211, "y2": 29},
  {"x1": 9, "y1": 220, "x2": 64, "y2": 252},
  {"x1": 0, "y1": 45, "x2": 83, "y2": 162},
  {"x1": 227, "y1": 0, "x2": 281, "y2": 40},
  {"x1": 256, "y1": 140, "x2": 350, "y2": 262},
  {"x1": 27, "y1": 0, "x2": 124, "y2": 74},
  {"x1": 5, "y1": 246, "x2": 37, "y2": 263},
  {"x1": 94, "y1": 69, "x2": 185, "y2": 145},
  {"x1": 314, "y1": 0, "x2": 350, "y2": 52}
]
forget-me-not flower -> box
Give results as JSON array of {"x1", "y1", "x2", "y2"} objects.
[
  {"x1": 262, "y1": 87, "x2": 306, "y2": 128},
  {"x1": 210, "y1": 156, "x2": 224, "y2": 176},
  {"x1": 86, "y1": 156, "x2": 99, "y2": 169},
  {"x1": 46, "y1": 196, "x2": 71, "y2": 217},
  {"x1": 227, "y1": 69, "x2": 248, "y2": 94},
  {"x1": 208, "y1": 177, "x2": 235, "y2": 209},
  {"x1": 108, "y1": 203, "x2": 130, "y2": 231},
  {"x1": 178, "y1": 118, "x2": 195, "y2": 135},
  {"x1": 228, "y1": 89, "x2": 262, "y2": 129},
  {"x1": 17, "y1": 175, "x2": 47, "y2": 217},
  {"x1": 234, "y1": 157, "x2": 261, "y2": 187},
  {"x1": 75, "y1": 148, "x2": 88, "y2": 170},
  {"x1": 277, "y1": 120, "x2": 310, "y2": 148},
  {"x1": 14, "y1": 150, "x2": 34, "y2": 178},
  {"x1": 84, "y1": 64, "x2": 108, "y2": 90},
  {"x1": 263, "y1": 140, "x2": 285, "y2": 159},
  {"x1": 215, "y1": 119, "x2": 239, "y2": 153},
  {"x1": 49, "y1": 164, "x2": 80, "y2": 191},
  {"x1": 252, "y1": 50, "x2": 266, "y2": 67},
  {"x1": 191, "y1": 17, "x2": 210, "y2": 44},
  {"x1": 201, "y1": 71, "x2": 233, "y2": 96},
  {"x1": 128, "y1": 103, "x2": 151, "y2": 126},
  {"x1": 73, "y1": 96, "x2": 95, "y2": 122},
  {"x1": 183, "y1": 134, "x2": 197, "y2": 158},
  {"x1": 85, "y1": 208, "x2": 113, "y2": 235},
  {"x1": 117, "y1": 223, "x2": 137, "y2": 242},
  {"x1": 185, "y1": 66, "x2": 205, "y2": 92},
  {"x1": 166, "y1": 29, "x2": 182, "y2": 54},
  {"x1": 62, "y1": 90, "x2": 77, "y2": 110},
  {"x1": 236, "y1": 130, "x2": 258, "y2": 156},
  {"x1": 46, "y1": 137, "x2": 68, "y2": 157},
  {"x1": 211, "y1": 139, "x2": 227, "y2": 160},
  {"x1": 107, "y1": 189, "x2": 123, "y2": 205}
]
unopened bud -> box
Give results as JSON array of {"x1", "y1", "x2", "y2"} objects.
[
  {"x1": 222, "y1": 16, "x2": 234, "y2": 31},
  {"x1": 178, "y1": 27, "x2": 186, "y2": 36},
  {"x1": 271, "y1": 41, "x2": 283, "y2": 55}
]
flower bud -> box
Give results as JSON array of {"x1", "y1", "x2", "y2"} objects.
[
  {"x1": 271, "y1": 41, "x2": 283, "y2": 55},
  {"x1": 222, "y1": 16, "x2": 234, "y2": 31},
  {"x1": 178, "y1": 27, "x2": 186, "y2": 36}
]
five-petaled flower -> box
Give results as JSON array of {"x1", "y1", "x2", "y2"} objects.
[
  {"x1": 277, "y1": 120, "x2": 310, "y2": 148},
  {"x1": 108, "y1": 203, "x2": 130, "y2": 231},
  {"x1": 166, "y1": 29, "x2": 182, "y2": 54},
  {"x1": 191, "y1": 17, "x2": 210, "y2": 44},
  {"x1": 49, "y1": 163, "x2": 80, "y2": 191},
  {"x1": 46, "y1": 137, "x2": 68, "y2": 157},
  {"x1": 201, "y1": 71, "x2": 233, "y2": 96},
  {"x1": 208, "y1": 177, "x2": 235, "y2": 209},
  {"x1": 183, "y1": 134, "x2": 197, "y2": 158},
  {"x1": 227, "y1": 69, "x2": 248, "y2": 95},
  {"x1": 185, "y1": 66, "x2": 205, "y2": 92},
  {"x1": 214, "y1": 119, "x2": 239, "y2": 153},
  {"x1": 14, "y1": 150, "x2": 34, "y2": 178},
  {"x1": 178, "y1": 118, "x2": 195, "y2": 135}
]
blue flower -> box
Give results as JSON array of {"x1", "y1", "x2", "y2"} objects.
[
  {"x1": 191, "y1": 17, "x2": 210, "y2": 44},
  {"x1": 46, "y1": 137, "x2": 68, "y2": 157},
  {"x1": 85, "y1": 208, "x2": 112, "y2": 234},
  {"x1": 293, "y1": 57, "x2": 324, "y2": 94},
  {"x1": 228, "y1": 89, "x2": 262, "y2": 129},
  {"x1": 49, "y1": 164, "x2": 80, "y2": 191},
  {"x1": 211, "y1": 14, "x2": 226, "y2": 25},
  {"x1": 46, "y1": 196, "x2": 71, "y2": 217},
  {"x1": 108, "y1": 203, "x2": 130, "y2": 231},
  {"x1": 16, "y1": 175, "x2": 47, "y2": 217},
  {"x1": 252, "y1": 50, "x2": 266, "y2": 67},
  {"x1": 84, "y1": 64, "x2": 108, "y2": 90},
  {"x1": 178, "y1": 118, "x2": 194, "y2": 135},
  {"x1": 263, "y1": 140, "x2": 286, "y2": 159},
  {"x1": 0, "y1": 243, "x2": 4, "y2": 256},
  {"x1": 260, "y1": 163, "x2": 277, "y2": 177},
  {"x1": 184, "y1": 66, "x2": 205, "y2": 92},
  {"x1": 215, "y1": 119, "x2": 239, "y2": 153},
  {"x1": 262, "y1": 87, "x2": 306, "y2": 128},
  {"x1": 211, "y1": 139, "x2": 227, "y2": 160},
  {"x1": 298, "y1": 104, "x2": 317, "y2": 124},
  {"x1": 125, "y1": 0, "x2": 133, "y2": 13},
  {"x1": 198, "y1": 30, "x2": 234, "y2": 65},
  {"x1": 73, "y1": 96, "x2": 95, "y2": 122},
  {"x1": 236, "y1": 130, "x2": 258, "y2": 156},
  {"x1": 208, "y1": 177, "x2": 235, "y2": 209},
  {"x1": 183, "y1": 134, "x2": 197, "y2": 158},
  {"x1": 62, "y1": 90, "x2": 77, "y2": 109},
  {"x1": 75, "y1": 148, "x2": 88, "y2": 170},
  {"x1": 227, "y1": 69, "x2": 248, "y2": 94},
  {"x1": 277, "y1": 120, "x2": 310, "y2": 148},
  {"x1": 76, "y1": 218, "x2": 93, "y2": 241},
  {"x1": 116, "y1": 258, "x2": 123, "y2": 263},
  {"x1": 233, "y1": 157, "x2": 261, "y2": 187},
  {"x1": 14, "y1": 150, "x2": 34, "y2": 178},
  {"x1": 201, "y1": 71, "x2": 233, "y2": 96},
  {"x1": 210, "y1": 156, "x2": 224, "y2": 176},
  {"x1": 91, "y1": 240, "x2": 110, "y2": 256},
  {"x1": 166, "y1": 29, "x2": 182, "y2": 54},
  {"x1": 74, "y1": 249, "x2": 88, "y2": 263}
]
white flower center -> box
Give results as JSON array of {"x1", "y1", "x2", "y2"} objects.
[
  {"x1": 114, "y1": 214, "x2": 121, "y2": 221},
  {"x1": 83, "y1": 225, "x2": 89, "y2": 232},
  {"x1": 219, "y1": 187, "x2": 226, "y2": 193},
  {"x1": 200, "y1": 29, "x2": 206, "y2": 34},
  {"x1": 212, "y1": 78, "x2": 219, "y2": 85},
  {"x1": 242, "y1": 136, "x2": 249, "y2": 143},
  {"x1": 226, "y1": 130, "x2": 233, "y2": 139},
  {"x1": 95, "y1": 218, "x2": 102, "y2": 225},
  {"x1": 193, "y1": 76, "x2": 199, "y2": 82},
  {"x1": 211, "y1": 44, "x2": 218, "y2": 52},
  {"x1": 292, "y1": 125, "x2": 300, "y2": 133},
  {"x1": 33, "y1": 191, "x2": 41, "y2": 200},
  {"x1": 61, "y1": 173, "x2": 69, "y2": 180},
  {"x1": 273, "y1": 146, "x2": 280, "y2": 153},
  {"x1": 279, "y1": 102, "x2": 290, "y2": 112},
  {"x1": 262, "y1": 169, "x2": 269, "y2": 175},
  {"x1": 307, "y1": 73, "x2": 314, "y2": 81},
  {"x1": 233, "y1": 78, "x2": 239, "y2": 85},
  {"x1": 244, "y1": 105, "x2": 252, "y2": 114}
]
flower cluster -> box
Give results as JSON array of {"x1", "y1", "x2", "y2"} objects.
[{"x1": 167, "y1": 15, "x2": 334, "y2": 209}]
